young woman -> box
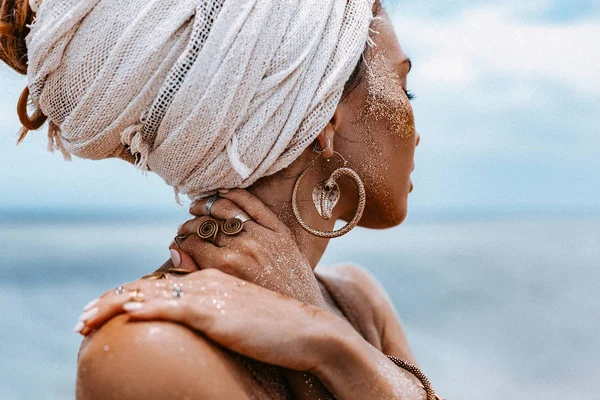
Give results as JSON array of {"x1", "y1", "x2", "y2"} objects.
[{"x1": 1, "y1": 0, "x2": 440, "y2": 398}]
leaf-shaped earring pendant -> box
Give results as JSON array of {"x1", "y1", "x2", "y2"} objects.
[
  {"x1": 312, "y1": 175, "x2": 341, "y2": 220},
  {"x1": 292, "y1": 151, "x2": 365, "y2": 239}
]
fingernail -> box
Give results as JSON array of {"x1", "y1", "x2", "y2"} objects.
[
  {"x1": 78, "y1": 307, "x2": 99, "y2": 321},
  {"x1": 73, "y1": 321, "x2": 85, "y2": 333},
  {"x1": 123, "y1": 302, "x2": 144, "y2": 311},
  {"x1": 83, "y1": 298, "x2": 99, "y2": 311},
  {"x1": 218, "y1": 189, "x2": 229, "y2": 194},
  {"x1": 170, "y1": 249, "x2": 181, "y2": 268}
]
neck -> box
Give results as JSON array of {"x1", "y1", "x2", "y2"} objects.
[{"x1": 247, "y1": 150, "x2": 352, "y2": 269}]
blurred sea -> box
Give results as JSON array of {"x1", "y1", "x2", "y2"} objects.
[{"x1": 0, "y1": 210, "x2": 598, "y2": 400}]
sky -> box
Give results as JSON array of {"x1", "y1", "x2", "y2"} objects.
[{"x1": 0, "y1": 0, "x2": 598, "y2": 216}]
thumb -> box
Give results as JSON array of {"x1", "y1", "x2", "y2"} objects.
[{"x1": 169, "y1": 248, "x2": 199, "y2": 271}]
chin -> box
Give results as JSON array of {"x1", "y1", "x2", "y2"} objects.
[{"x1": 357, "y1": 197, "x2": 408, "y2": 229}]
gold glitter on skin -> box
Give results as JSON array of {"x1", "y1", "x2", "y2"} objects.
[
  {"x1": 77, "y1": 11, "x2": 424, "y2": 400},
  {"x1": 340, "y1": 46, "x2": 416, "y2": 225},
  {"x1": 361, "y1": 49, "x2": 415, "y2": 146}
]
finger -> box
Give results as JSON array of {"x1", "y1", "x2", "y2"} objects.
[
  {"x1": 169, "y1": 248, "x2": 199, "y2": 271},
  {"x1": 80, "y1": 325, "x2": 94, "y2": 336},
  {"x1": 197, "y1": 200, "x2": 260, "y2": 238},
  {"x1": 77, "y1": 282, "x2": 169, "y2": 334},
  {"x1": 172, "y1": 233, "x2": 224, "y2": 270},
  {"x1": 177, "y1": 216, "x2": 227, "y2": 246},
  {"x1": 176, "y1": 236, "x2": 246, "y2": 278},
  {"x1": 123, "y1": 299, "x2": 209, "y2": 332},
  {"x1": 189, "y1": 196, "x2": 227, "y2": 217},
  {"x1": 178, "y1": 215, "x2": 207, "y2": 234},
  {"x1": 76, "y1": 295, "x2": 128, "y2": 334},
  {"x1": 167, "y1": 247, "x2": 200, "y2": 272},
  {"x1": 178, "y1": 216, "x2": 262, "y2": 250},
  {"x1": 185, "y1": 199, "x2": 261, "y2": 236},
  {"x1": 189, "y1": 197, "x2": 244, "y2": 221},
  {"x1": 178, "y1": 215, "x2": 245, "y2": 237},
  {"x1": 219, "y1": 189, "x2": 284, "y2": 232}
]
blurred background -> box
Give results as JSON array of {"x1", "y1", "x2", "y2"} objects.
[{"x1": 1, "y1": 1, "x2": 598, "y2": 399}]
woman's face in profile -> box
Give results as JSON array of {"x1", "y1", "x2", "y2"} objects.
[{"x1": 334, "y1": 8, "x2": 419, "y2": 229}]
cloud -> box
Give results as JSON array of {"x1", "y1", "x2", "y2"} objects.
[
  {"x1": 392, "y1": 3, "x2": 600, "y2": 96},
  {"x1": 386, "y1": 3, "x2": 600, "y2": 210},
  {"x1": 1, "y1": 4, "x2": 598, "y2": 211}
]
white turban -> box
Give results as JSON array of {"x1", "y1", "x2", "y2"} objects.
[{"x1": 26, "y1": 0, "x2": 374, "y2": 200}]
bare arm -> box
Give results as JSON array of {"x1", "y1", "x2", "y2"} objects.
[
  {"x1": 76, "y1": 190, "x2": 431, "y2": 399},
  {"x1": 81, "y1": 267, "x2": 428, "y2": 400},
  {"x1": 76, "y1": 315, "x2": 253, "y2": 400},
  {"x1": 314, "y1": 264, "x2": 426, "y2": 400}
]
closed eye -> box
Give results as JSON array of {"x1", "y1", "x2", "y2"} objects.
[{"x1": 398, "y1": 58, "x2": 414, "y2": 101}]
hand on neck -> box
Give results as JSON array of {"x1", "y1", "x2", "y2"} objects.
[{"x1": 247, "y1": 145, "x2": 358, "y2": 268}]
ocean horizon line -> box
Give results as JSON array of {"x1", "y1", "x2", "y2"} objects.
[{"x1": 0, "y1": 205, "x2": 598, "y2": 225}]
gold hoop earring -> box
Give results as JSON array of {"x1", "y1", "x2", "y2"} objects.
[
  {"x1": 17, "y1": 87, "x2": 47, "y2": 131},
  {"x1": 292, "y1": 151, "x2": 365, "y2": 238}
]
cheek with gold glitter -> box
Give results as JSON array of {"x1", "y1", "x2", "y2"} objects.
[
  {"x1": 339, "y1": 50, "x2": 416, "y2": 226},
  {"x1": 362, "y1": 51, "x2": 415, "y2": 146}
]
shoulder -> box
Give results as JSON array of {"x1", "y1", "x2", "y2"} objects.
[
  {"x1": 315, "y1": 264, "x2": 392, "y2": 349},
  {"x1": 315, "y1": 264, "x2": 417, "y2": 362},
  {"x1": 76, "y1": 314, "x2": 253, "y2": 400},
  {"x1": 315, "y1": 263, "x2": 392, "y2": 309}
]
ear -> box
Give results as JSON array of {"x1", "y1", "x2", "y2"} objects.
[{"x1": 316, "y1": 110, "x2": 340, "y2": 159}]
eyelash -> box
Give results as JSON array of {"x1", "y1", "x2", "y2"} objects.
[{"x1": 404, "y1": 89, "x2": 415, "y2": 101}]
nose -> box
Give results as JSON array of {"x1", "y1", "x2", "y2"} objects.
[{"x1": 415, "y1": 131, "x2": 421, "y2": 148}]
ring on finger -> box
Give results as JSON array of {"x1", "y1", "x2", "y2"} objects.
[
  {"x1": 115, "y1": 285, "x2": 125, "y2": 295},
  {"x1": 204, "y1": 195, "x2": 221, "y2": 217},
  {"x1": 171, "y1": 284, "x2": 184, "y2": 299},
  {"x1": 233, "y1": 212, "x2": 252, "y2": 223},
  {"x1": 221, "y1": 217, "x2": 245, "y2": 236},
  {"x1": 128, "y1": 288, "x2": 145, "y2": 302},
  {"x1": 197, "y1": 217, "x2": 220, "y2": 244},
  {"x1": 174, "y1": 234, "x2": 188, "y2": 249},
  {"x1": 141, "y1": 271, "x2": 168, "y2": 280}
]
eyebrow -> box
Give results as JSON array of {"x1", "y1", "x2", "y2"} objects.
[{"x1": 400, "y1": 57, "x2": 413, "y2": 74}]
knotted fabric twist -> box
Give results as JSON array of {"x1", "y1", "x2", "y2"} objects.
[{"x1": 26, "y1": 0, "x2": 374, "y2": 201}]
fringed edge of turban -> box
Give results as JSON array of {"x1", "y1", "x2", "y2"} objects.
[
  {"x1": 29, "y1": 0, "x2": 42, "y2": 13},
  {"x1": 47, "y1": 120, "x2": 71, "y2": 161},
  {"x1": 119, "y1": 111, "x2": 151, "y2": 173}
]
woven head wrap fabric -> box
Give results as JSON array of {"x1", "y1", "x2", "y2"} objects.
[{"x1": 26, "y1": 0, "x2": 374, "y2": 201}]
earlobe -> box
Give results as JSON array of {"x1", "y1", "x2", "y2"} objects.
[
  {"x1": 316, "y1": 123, "x2": 336, "y2": 158},
  {"x1": 316, "y1": 107, "x2": 343, "y2": 158}
]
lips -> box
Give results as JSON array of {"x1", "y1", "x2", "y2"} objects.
[{"x1": 409, "y1": 164, "x2": 415, "y2": 193}]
